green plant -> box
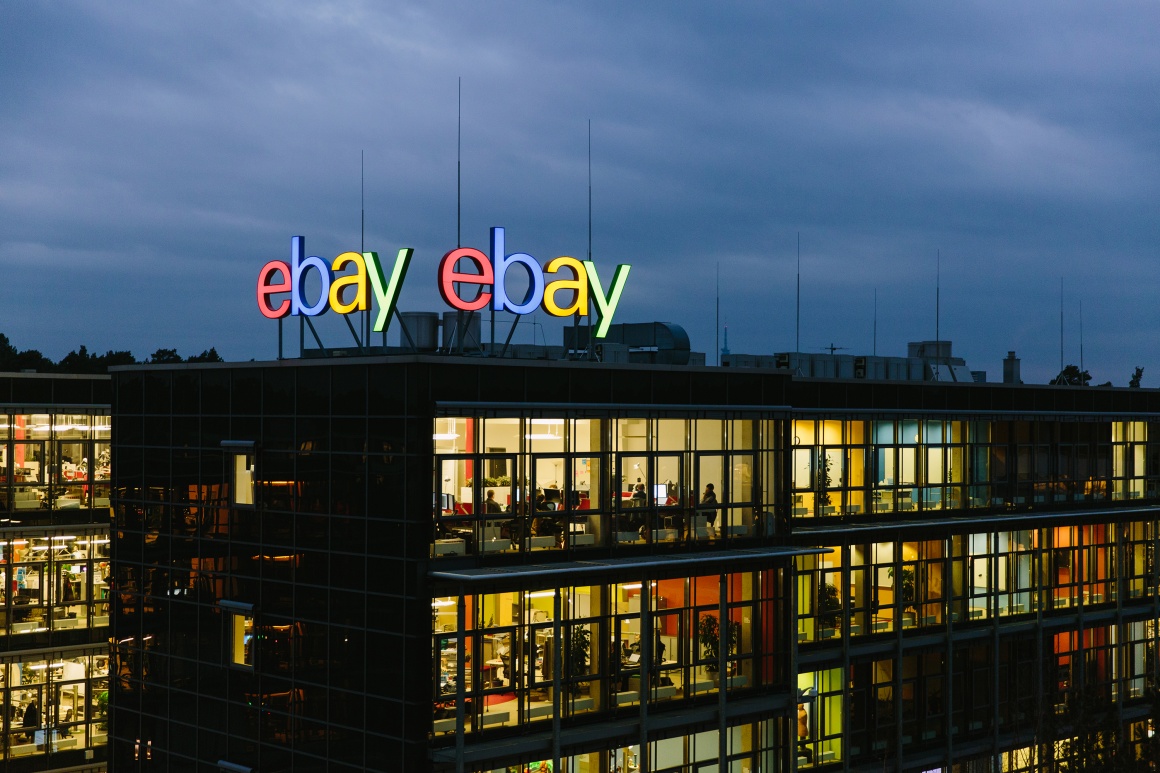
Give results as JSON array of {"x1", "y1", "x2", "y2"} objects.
[
  {"x1": 818, "y1": 582, "x2": 842, "y2": 629},
  {"x1": 698, "y1": 614, "x2": 740, "y2": 674},
  {"x1": 96, "y1": 690, "x2": 108, "y2": 730},
  {"x1": 888, "y1": 566, "x2": 916, "y2": 613},
  {"x1": 483, "y1": 475, "x2": 511, "y2": 487},
  {"x1": 817, "y1": 453, "x2": 833, "y2": 507},
  {"x1": 567, "y1": 626, "x2": 591, "y2": 694}
]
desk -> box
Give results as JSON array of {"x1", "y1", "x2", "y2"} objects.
[
  {"x1": 569, "y1": 533, "x2": 596, "y2": 547},
  {"x1": 650, "y1": 528, "x2": 679, "y2": 542},
  {"x1": 434, "y1": 539, "x2": 466, "y2": 556}
]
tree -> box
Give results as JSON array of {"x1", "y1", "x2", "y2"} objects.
[
  {"x1": 1052, "y1": 365, "x2": 1092, "y2": 386},
  {"x1": 0, "y1": 334, "x2": 17, "y2": 369},
  {"x1": 187, "y1": 347, "x2": 224, "y2": 363},
  {"x1": 147, "y1": 348, "x2": 183, "y2": 364},
  {"x1": 1129, "y1": 367, "x2": 1144, "y2": 389}
]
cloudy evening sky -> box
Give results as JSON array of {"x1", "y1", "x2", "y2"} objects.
[{"x1": 2, "y1": 2, "x2": 1158, "y2": 384}]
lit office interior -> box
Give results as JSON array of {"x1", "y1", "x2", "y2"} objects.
[
  {"x1": 0, "y1": 647, "x2": 108, "y2": 759},
  {"x1": 431, "y1": 569, "x2": 785, "y2": 739},
  {"x1": 790, "y1": 622, "x2": 1155, "y2": 769},
  {"x1": 465, "y1": 719, "x2": 788, "y2": 773},
  {"x1": 789, "y1": 419, "x2": 1157, "y2": 517},
  {"x1": 0, "y1": 529, "x2": 110, "y2": 637},
  {"x1": 0, "y1": 413, "x2": 112, "y2": 516},
  {"x1": 433, "y1": 417, "x2": 780, "y2": 556},
  {"x1": 793, "y1": 522, "x2": 1148, "y2": 641}
]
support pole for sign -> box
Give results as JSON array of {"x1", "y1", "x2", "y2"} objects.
[
  {"x1": 395, "y1": 308, "x2": 418, "y2": 353},
  {"x1": 278, "y1": 318, "x2": 283, "y2": 360},
  {"x1": 499, "y1": 315, "x2": 522, "y2": 359},
  {"x1": 304, "y1": 317, "x2": 327, "y2": 354}
]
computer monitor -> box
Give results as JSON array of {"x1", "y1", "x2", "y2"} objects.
[
  {"x1": 543, "y1": 488, "x2": 562, "y2": 504},
  {"x1": 439, "y1": 493, "x2": 455, "y2": 511},
  {"x1": 653, "y1": 484, "x2": 668, "y2": 500}
]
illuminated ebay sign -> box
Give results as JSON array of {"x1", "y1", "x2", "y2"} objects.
[
  {"x1": 256, "y1": 228, "x2": 630, "y2": 338},
  {"x1": 439, "y1": 227, "x2": 630, "y2": 337},
  {"x1": 256, "y1": 237, "x2": 413, "y2": 333}
]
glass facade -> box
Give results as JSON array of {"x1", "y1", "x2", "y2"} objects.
[
  {"x1": 789, "y1": 418, "x2": 1158, "y2": 518},
  {"x1": 431, "y1": 568, "x2": 785, "y2": 738},
  {"x1": 434, "y1": 417, "x2": 780, "y2": 556},
  {"x1": 0, "y1": 378, "x2": 112, "y2": 773},
  {"x1": 109, "y1": 360, "x2": 1160, "y2": 772},
  {"x1": 0, "y1": 412, "x2": 112, "y2": 519}
]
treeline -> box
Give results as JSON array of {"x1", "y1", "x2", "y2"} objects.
[{"x1": 0, "y1": 334, "x2": 222, "y2": 374}]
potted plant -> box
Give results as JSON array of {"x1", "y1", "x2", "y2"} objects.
[
  {"x1": 567, "y1": 626, "x2": 591, "y2": 696},
  {"x1": 817, "y1": 454, "x2": 834, "y2": 513},
  {"x1": 698, "y1": 614, "x2": 740, "y2": 685},
  {"x1": 818, "y1": 582, "x2": 842, "y2": 637},
  {"x1": 889, "y1": 566, "x2": 917, "y2": 626}
]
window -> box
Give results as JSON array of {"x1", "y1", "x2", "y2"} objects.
[
  {"x1": 221, "y1": 601, "x2": 255, "y2": 668},
  {"x1": 221, "y1": 440, "x2": 256, "y2": 506},
  {"x1": 233, "y1": 454, "x2": 254, "y2": 506},
  {"x1": 231, "y1": 612, "x2": 254, "y2": 668}
]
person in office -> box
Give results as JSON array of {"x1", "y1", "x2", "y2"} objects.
[
  {"x1": 532, "y1": 493, "x2": 556, "y2": 537},
  {"x1": 59, "y1": 709, "x2": 74, "y2": 738},
  {"x1": 484, "y1": 489, "x2": 503, "y2": 514},
  {"x1": 701, "y1": 483, "x2": 719, "y2": 526},
  {"x1": 22, "y1": 699, "x2": 39, "y2": 742}
]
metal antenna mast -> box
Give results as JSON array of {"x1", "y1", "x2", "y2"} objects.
[
  {"x1": 1079, "y1": 299, "x2": 1084, "y2": 378},
  {"x1": 361, "y1": 150, "x2": 367, "y2": 347},
  {"x1": 795, "y1": 232, "x2": 800, "y2": 353},
  {"x1": 1060, "y1": 278, "x2": 1064, "y2": 375},
  {"x1": 873, "y1": 288, "x2": 877, "y2": 356},
  {"x1": 935, "y1": 249, "x2": 941, "y2": 380},
  {"x1": 715, "y1": 262, "x2": 720, "y2": 366},
  {"x1": 456, "y1": 77, "x2": 469, "y2": 355},
  {"x1": 587, "y1": 119, "x2": 594, "y2": 360}
]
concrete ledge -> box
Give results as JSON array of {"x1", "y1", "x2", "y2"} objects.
[{"x1": 614, "y1": 691, "x2": 640, "y2": 705}]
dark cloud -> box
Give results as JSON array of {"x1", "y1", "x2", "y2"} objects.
[{"x1": 1, "y1": 1, "x2": 1157, "y2": 384}]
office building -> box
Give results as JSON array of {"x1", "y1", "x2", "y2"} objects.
[
  {"x1": 0, "y1": 372, "x2": 112, "y2": 772},
  {"x1": 108, "y1": 352, "x2": 1158, "y2": 772}
]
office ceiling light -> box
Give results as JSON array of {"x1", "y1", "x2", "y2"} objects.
[
  {"x1": 524, "y1": 590, "x2": 555, "y2": 598},
  {"x1": 431, "y1": 599, "x2": 456, "y2": 607},
  {"x1": 621, "y1": 583, "x2": 643, "y2": 590}
]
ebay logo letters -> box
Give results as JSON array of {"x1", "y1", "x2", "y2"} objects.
[
  {"x1": 439, "y1": 227, "x2": 630, "y2": 337},
  {"x1": 256, "y1": 228, "x2": 630, "y2": 338},
  {"x1": 256, "y1": 237, "x2": 413, "y2": 333}
]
